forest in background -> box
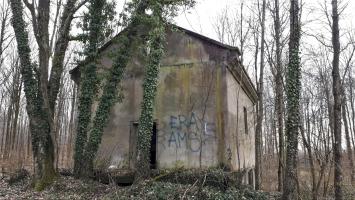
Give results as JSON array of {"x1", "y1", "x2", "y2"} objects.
[{"x1": 0, "y1": 0, "x2": 354, "y2": 199}]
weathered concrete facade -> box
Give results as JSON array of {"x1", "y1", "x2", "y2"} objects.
[{"x1": 72, "y1": 26, "x2": 257, "y2": 181}]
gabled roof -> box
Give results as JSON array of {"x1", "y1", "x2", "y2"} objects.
[
  {"x1": 70, "y1": 24, "x2": 240, "y2": 76},
  {"x1": 172, "y1": 25, "x2": 241, "y2": 54}
]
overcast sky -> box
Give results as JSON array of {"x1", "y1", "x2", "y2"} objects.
[
  {"x1": 174, "y1": 0, "x2": 240, "y2": 40},
  {"x1": 173, "y1": 0, "x2": 355, "y2": 43}
]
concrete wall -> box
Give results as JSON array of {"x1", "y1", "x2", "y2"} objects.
[
  {"x1": 81, "y1": 27, "x2": 255, "y2": 172},
  {"x1": 224, "y1": 68, "x2": 256, "y2": 171},
  {"x1": 155, "y1": 62, "x2": 222, "y2": 169}
]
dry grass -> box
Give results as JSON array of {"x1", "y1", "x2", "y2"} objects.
[{"x1": 262, "y1": 154, "x2": 355, "y2": 200}]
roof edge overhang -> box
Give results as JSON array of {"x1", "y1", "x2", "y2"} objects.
[
  {"x1": 225, "y1": 59, "x2": 258, "y2": 104},
  {"x1": 171, "y1": 25, "x2": 241, "y2": 55}
]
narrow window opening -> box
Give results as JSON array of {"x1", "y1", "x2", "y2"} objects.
[
  {"x1": 244, "y1": 107, "x2": 248, "y2": 134},
  {"x1": 129, "y1": 122, "x2": 139, "y2": 168}
]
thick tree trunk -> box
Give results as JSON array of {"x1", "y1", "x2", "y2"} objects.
[
  {"x1": 74, "y1": 0, "x2": 108, "y2": 177},
  {"x1": 9, "y1": 0, "x2": 56, "y2": 190},
  {"x1": 32, "y1": 0, "x2": 57, "y2": 190},
  {"x1": 135, "y1": 5, "x2": 165, "y2": 181},
  {"x1": 282, "y1": 0, "x2": 301, "y2": 199},
  {"x1": 255, "y1": 0, "x2": 266, "y2": 190},
  {"x1": 331, "y1": 1, "x2": 343, "y2": 199},
  {"x1": 10, "y1": 0, "x2": 80, "y2": 183}
]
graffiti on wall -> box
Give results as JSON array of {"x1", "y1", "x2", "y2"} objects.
[{"x1": 164, "y1": 112, "x2": 216, "y2": 152}]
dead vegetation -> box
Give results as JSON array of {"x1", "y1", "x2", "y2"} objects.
[
  {"x1": 0, "y1": 169, "x2": 271, "y2": 200},
  {"x1": 0, "y1": 175, "x2": 114, "y2": 200},
  {"x1": 262, "y1": 155, "x2": 355, "y2": 200}
]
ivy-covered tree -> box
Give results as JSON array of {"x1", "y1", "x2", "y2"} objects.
[
  {"x1": 74, "y1": 0, "x2": 148, "y2": 177},
  {"x1": 282, "y1": 0, "x2": 301, "y2": 199},
  {"x1": 9, "y1": 0, "x2": 86, "y2": 190},
  {"x1": 135, "y1": 3, "x2": 165, "y2": 181},
  {"x1": 134, "y1": 0, "x2": 195, "y2": 181},
  {"x1": 73, "y1": 0, "x2": 113, "y2": 178}
]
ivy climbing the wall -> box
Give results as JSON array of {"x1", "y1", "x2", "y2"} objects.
[
  {"x1": 134, "y1": 0, "x2": 196, "y2": 181},
  {"x1": 74, "y1": 0, "x2": 195, "y2": 179},
  {"x1": 135, "y1": 2, "x2": 165, "y2": 181},
  {"x1": 74, "y1": 0, "x2": 149, "y2": 177},
  {"x1": 80, "y1": 1, "x2": 150, "y2": 175}
]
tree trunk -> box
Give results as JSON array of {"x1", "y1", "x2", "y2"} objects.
[
  {"x1": 74, "y1": 0, "x2": 148, "y2": 178},
  {"x1": 74, "y1": 0, "x2": 109, "y2": 177},
  {"x1": 81, "y1": 25, "x2": 141, "y2": 176},
  {"x1": 9, "y1": 0, "x2": 56, "y2": 190},
  {"x1": 68, "y1": 84, "x2": 77, "y2": 168},
  {"x1": 345, "y1": 103, "x2": 355, "y2": 155},
  {"x1": 135, "y1": 5, "x2": 165, "y2": 181},
  {"x1": 331, "y1": 0, "x2": 343, "y2": 199},
  {"x1": 255, "y1": 0, "x2": 266, "y2": 190},
  {"x1": 273, "y1": 0, "x2": 285, "y2": 191},
  {"x1": 282, "y1": 0, "x2": 301, "y2": 199},
  {"x1": 341, "y1": 94, "x2": 355, "y2": 184},
  {"x1": 349, "y1": 72, "x2": 355, "y2": 152},
  {"x1": 300, "y1": 101, "x2": 318, "y2": 200},
  {"x1": 49, "y1": 0, "x2": 78, "y2": 113}
]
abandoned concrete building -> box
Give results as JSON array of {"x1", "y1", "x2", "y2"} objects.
[{"x1": 71, "y1": 25, "x2": 257, "y2": 185}]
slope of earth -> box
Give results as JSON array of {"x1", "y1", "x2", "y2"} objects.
[{"x1": 0, "y1": 175, "x2": 276, "y2": 200}]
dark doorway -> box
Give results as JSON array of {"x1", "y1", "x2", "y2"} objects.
[
  {"x1": 150, "y1": 122, "x2": 157, "y2": 169},
  {"x1": 130, "y1": 121, "x2": 157, "y2": 169},
  {"x1": 248, "y1": 169, "x2": 255, "y2": 189}
]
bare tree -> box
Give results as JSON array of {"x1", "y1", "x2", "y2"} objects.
[
  {"x1": 212, "y1": 2, "x2": 250, "y2": 64},
  {"x1": 341, "y1": 36, "x2": 355, "y2": 184},
  {"x1": 255, "y1": 0, "x2": 266, "y2": 190},
  {"x1": 270, "y1": 0, "x2": 286, "y2": 191},
  {"x1": 331, "y1": 0, "x2": 343, "y2": 199}
]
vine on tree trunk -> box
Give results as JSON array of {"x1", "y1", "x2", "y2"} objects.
[
  {"x1": 135, "y1": 3, "x2": 165, "y2": 181},
  {"x1": 82, "y1": 26, "x2": 142, "y2": 175},
  {"x1": 74, "y1": 0, "x2": 195, "y2": 179},
  {"x1": 74, "y1": 0, "x2": 149, "y2": 177},
  {"x1": 9, "y1": 0, "x2": 56, "y2": 190},
  {"x1": 74, "y1": 0, "x2": 112, "y2": 177}
]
